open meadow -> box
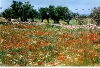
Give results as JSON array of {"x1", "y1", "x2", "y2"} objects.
[
  {"x1": 0, "y1": 23, "x2": 100, "y2": 66},
  {"x1": 1, "y1": 0, "x2": 100, "y2": 67}
]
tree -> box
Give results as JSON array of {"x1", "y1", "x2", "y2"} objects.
[
  {"x1": 88, "y1": 13, "x2": 92, "y2": 18},
  {"x1": 39, "y1": 7, "x2": 49, "y2": 23},
  {"x1": 2, "y1": 8, "x2": 14, "y2": 21},
  {"x1": 48, "y1": 5, "x2": 72, "y2": 24},
  {"x1": 28, "y1": 9, "x2": 38, "y2": 22},
  {"x1": 21, "y1": 1, "x2": 34, "y2": 21},
  {"x1": 54, "y1": 6, "x2": 64, "y2": 23},
  {"x1": 91, "y1": 7, "x2": 100, "y2": 26},
  {"x1": 63, "y1": 10, "x2": 73, "y2": 24},
  {"x1": 54, "y1": 6, "x2": 69, "y2": 23},
  {"x1": 0, "y1": 7, "x2": 2, "y2": 17},
  {"x1": 48, "y1": 5, "x2": 56, "y2": 23},
  {"x1": 10, "y1": 1, "x2": 36, "y2": 22},
  {"x1": 0, "y1": 13, "x2": 2, "y2": 17},
  {"x1": 76, "y1": 14, "x2": 88, "y2": 25},
  {"x1": 10, "y1": 0, "x2": 23, "y2": 19},
  {"x1": 72, "y1": 12, "x2": 79, "y2": 22}
]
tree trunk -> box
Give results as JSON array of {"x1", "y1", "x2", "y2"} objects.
[
  {"x1": 47, "y1": 18, "x2": 49, "y2": 23},
  {"x1": 67, "y1": 22, "x2": 69, "y2": 25},
  {"x1": 67, "y1": 20, "x2": 69, "y2": 25},
  {"x1": 53, "y1": 18, "x2": 56, "y2": 23},
  {"x1": 42, "y1": 18, "x2": 43, "y2": 22},
  {"x1": 56, "y1": 19, "x2": 59, "y2": 23}
]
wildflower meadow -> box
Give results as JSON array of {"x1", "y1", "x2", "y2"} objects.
[{"x1": 0, "y1": 23, "x2": 100, "y2": 66}]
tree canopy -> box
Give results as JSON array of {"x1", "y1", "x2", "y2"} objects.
[{"x1": 1, "y1": 0, "x2": 79, "y2": 24}]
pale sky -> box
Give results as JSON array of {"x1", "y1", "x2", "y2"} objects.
[{"x1": 0, "y1": 0, "x2": 100, "y2": 15}]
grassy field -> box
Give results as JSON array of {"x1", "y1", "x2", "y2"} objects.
[
  {"x1": 0, "y1": 23, "x2": 100, "y2": 66},
  {"x1": 34, "y1": 18, "x2": 93, "y2": 25},
  {"x1": 34, "y1": 18, "x2": 79, "y2": 25},
  {"x1": 0, "y1": 17, "x2": 94, "y2": 25}
]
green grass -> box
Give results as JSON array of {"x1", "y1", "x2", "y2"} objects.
[
  {"x1": 0, "y1": 17, "x2": 95, "y2": 25},
  {"x1": 34, "y1": 18, "x2": 93, "y2": 25}
]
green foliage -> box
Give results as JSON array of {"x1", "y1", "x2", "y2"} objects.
[
  {"x1": 48, "y1": 5, "x2": 70, "y2": 24},
  {"x1": 1, "y1": 0, "x2": 81, "y2": 24},
  {"x1": 83, "y1": 58, "x2": 91, "y2": 66},
  {"x1": 10, "y1": 0, "x2": 23, "y2": 19},
  {"x1": 2, "y1": 8, "x2": 14, "y2": 19},
  {"x1": 45, "y1": 24, "x2": 54, "y2": 28},
  {"x1": 0, "y1": 13, "x2": 2, "y2": 17},
  {"x1": 75, "y1": 14, "x2": 87, "y2": 25},
  {"x1": 0, "y1": 50, "x2": 7, "y2": 58},
  {"x1": 93, "y1": 57, "x2": 100, "y2": 64},
  {"x1": 2, "y1": 0, "x2": 37, "y2": 22},
  {"x1": 63, "y1": 10, "x2": 73, "y2": 24},
  {"x1": 21, "y1": 1, "x2": 35, "y2": 21},
  {"x1": 39, "y1": 7, "x2": 49, "y2": 23},
  {"x1": 91, "y1": 7, "x2": 100, "y2": 26},
  {"x1": 48, "y1": 5, "x2": 56, "y2": 23},
  {"x1": 96, "y1": 48, "x2": 100, "y2": 52},
  {"x1": 41, "y1": 45, "x2": 55, "y2": 51}
]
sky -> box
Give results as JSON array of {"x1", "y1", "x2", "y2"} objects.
[{"x1": 0, "y1": 0, "x2": 100, "y2": 15}]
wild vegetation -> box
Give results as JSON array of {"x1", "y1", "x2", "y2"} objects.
[
  {"x1": 0, "y1": 24, "x2": 100, "y2": 66},
  {"x1": 0, "y1": 0, "x2": 100, "y2": 66}
]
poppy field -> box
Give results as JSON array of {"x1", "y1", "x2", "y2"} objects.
[{"x1": 0, "y1": 23, "x2": 100, "y2": 66}]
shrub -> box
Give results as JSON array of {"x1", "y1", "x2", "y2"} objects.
[{"x1": 91, "y1": 7, "x2": 100, "y2": 26}]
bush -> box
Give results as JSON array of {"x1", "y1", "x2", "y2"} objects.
[
  {"x1": 76, "y1": 15, "x2": 87, "y2": 25},
  {"x1": 91, "y1": 7, "x2": 100, "y2": 26},
  {"x1": 77, "y1": 18, "x2": 87, "y2": 25}
]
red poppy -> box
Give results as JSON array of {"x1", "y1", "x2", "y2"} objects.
[
  {"x1": 13, "y1": 52, "x2": 16, "y2": 55},
  {"x1": 38, "y1": 62, "x2": 43, "y2": 65},
  {"x1": 21, "y1": 62, "x2": 25, "y2": 66},
  {"x1": 49, "y1": 62, "x2": 56, "y2": 66}
]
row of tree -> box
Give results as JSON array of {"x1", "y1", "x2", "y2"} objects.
[
  {"x1": 0, "y1": 0, "x2": 80, "y2": 24},
  {"x1": 0, "y1": 0, "x2": 100, "y2": 25}
]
